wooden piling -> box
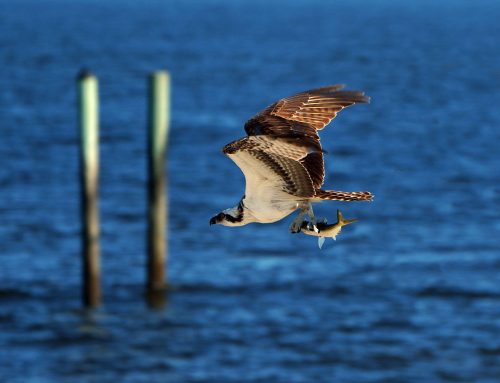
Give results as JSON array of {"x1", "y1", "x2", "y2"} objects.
[
  {"x1": 77, "y1": 70, "x2": 101, "y2": 308},
  {"x1": 146, "y1": 71, "x2": 170, "y2": 305}
]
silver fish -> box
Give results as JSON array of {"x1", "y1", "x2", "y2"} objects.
[{"x1": 300, "y1": 209, "x2": 357, "y2": 249}]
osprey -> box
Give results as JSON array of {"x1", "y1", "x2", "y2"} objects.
[{"x1": 210, "y1": 85, "x2": 373, "y2": 233}]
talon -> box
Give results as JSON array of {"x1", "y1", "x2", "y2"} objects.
[
  {"x1": 289, "y1": 220, "x2": 302, "y2": 234},
  {"x1": 309, "y1": 217, "x2": 318, "y2": 233},
  {"x1": 290, "y1": 203, "x2": 319, "y2": 235}
]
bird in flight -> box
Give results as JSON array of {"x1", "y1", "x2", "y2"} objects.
[{"x1": 210, "y1": 85, "x2": 373, "y2": 233}]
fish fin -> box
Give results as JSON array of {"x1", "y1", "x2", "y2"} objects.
[
  {"x1": 336, "y1": 209, "x2": 342, "y2": 222},
  {"x1": 318, "y1": 237, "x2": 326, "y2": 249}
]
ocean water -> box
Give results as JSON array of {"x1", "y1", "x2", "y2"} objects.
[{"x1": 1, "y1": 0, "x2": 500, "y2": 381}]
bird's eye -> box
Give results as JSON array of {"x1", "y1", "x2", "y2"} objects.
[{"x1": 217, "y1": 213, "x2": 225, "y2": 220}]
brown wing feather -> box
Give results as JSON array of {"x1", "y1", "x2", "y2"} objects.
[
  {"x1": 236, "y1": 85, "x2": 369, "y2": 190},
  {"x1": 245, "y1": 115, "x2": 321, "y2": 152},
  {"x1": 269, "y1": 85, "x2": 370, "y2": 130},
  {"x1": 300, "y1": 152, "x2": 324, "y2": 190},
  {"x1": 243, "y1": 118, "x2": 324, "y2": 189},
  {"x1": 251, "y1": 151, "x2": 315, "y2": 197}
]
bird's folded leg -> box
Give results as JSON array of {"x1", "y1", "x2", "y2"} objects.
[
  {"x1": 290, "y1": 203, "x2": 319, "y2": 234},
  {"x1": 305, "y1": 204, "x2": 319, "y2": 233},
  {"x1": 289, "y1": 209, "x2": 306, "y2": 233}
]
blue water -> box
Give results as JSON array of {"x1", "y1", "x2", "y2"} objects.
[{"x1": 1, "y1": 0, "x2": 500, "y2": 381}]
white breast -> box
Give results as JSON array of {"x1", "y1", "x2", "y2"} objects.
[{"x1": 227, "y1": 151, "x2": 300, "y2": 223}]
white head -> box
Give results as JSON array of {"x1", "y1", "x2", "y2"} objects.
[{"x1": 210, "y1": 197, "x2": 255, "y2": 227}]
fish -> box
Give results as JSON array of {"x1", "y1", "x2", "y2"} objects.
[{"x1": 300, "y1": 209, "x2": 357, "y2": 249}]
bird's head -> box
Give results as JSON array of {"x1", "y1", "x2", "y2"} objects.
[{"x1": 210, "y1": 198, "x2": 250, "y2": 227}]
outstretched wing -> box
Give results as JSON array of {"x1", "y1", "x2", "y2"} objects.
[
  {"x1": 243, "y1": 85, "x2": 369, "y2": 189},
  {"x1": 223, "y1": 85, "x2": 369, "y2": 200},
  {"x1": 255, "y1": 84, "x2": 370, "y2": 130}
]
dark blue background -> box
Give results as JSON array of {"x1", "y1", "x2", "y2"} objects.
[{"x1": 1, "y1": 0, "x2": 500, "y2": 381}]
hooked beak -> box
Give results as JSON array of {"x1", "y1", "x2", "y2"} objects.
[{"x1": 210, "y1": 212, "x2": 225, "y2": 226}]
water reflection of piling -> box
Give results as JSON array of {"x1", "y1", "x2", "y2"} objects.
[
  {"x1": 77, "y1": 70, "x2": 101, "y2": 307},
  {"x1": 146, "y1": 71, "x2": 170, "y2": 306}
]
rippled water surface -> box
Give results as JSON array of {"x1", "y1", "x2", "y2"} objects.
[{"x1": 1, "y1": 0, "x2": 500, "y2": 381}]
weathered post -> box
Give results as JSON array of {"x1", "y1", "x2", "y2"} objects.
[
  {"x1": 147, "y1": 70, "x2": 170, "y2": 306},
  {"x1": 77, "y1": 69, "x2": 101, "y2": 308}
]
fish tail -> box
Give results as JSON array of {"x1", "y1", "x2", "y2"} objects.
[{"x1": 337, "y1": 210, "x2": 357, "y2": 226}]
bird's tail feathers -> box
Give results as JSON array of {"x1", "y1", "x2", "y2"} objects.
[{"x1": 314, "y1": 189, "x2": 373, "y2": 202}]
